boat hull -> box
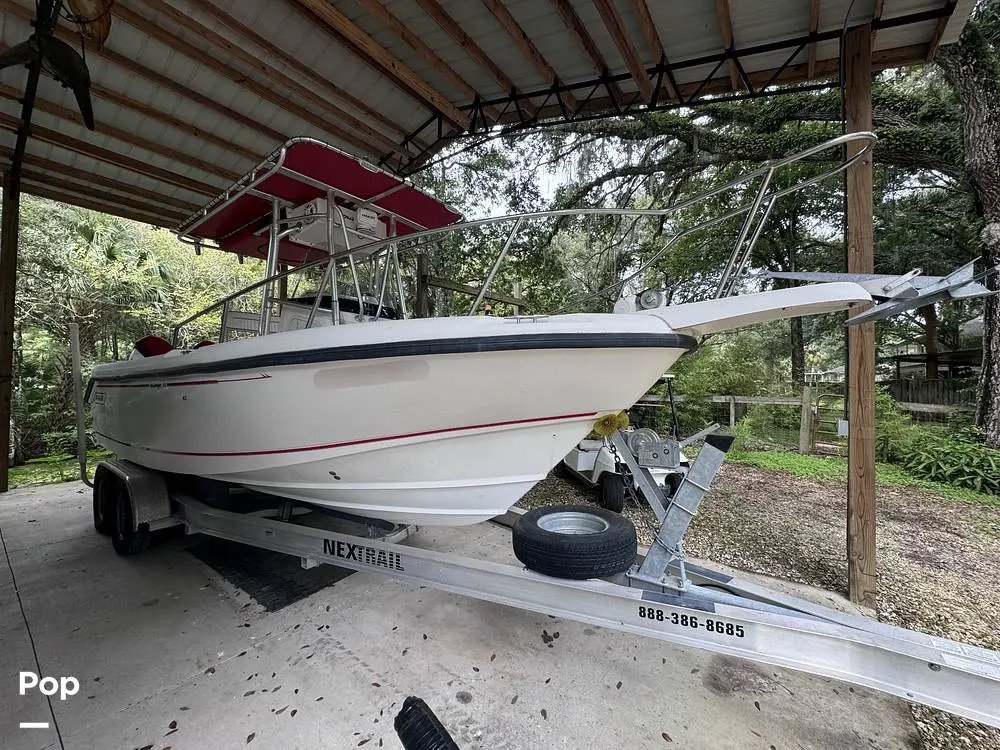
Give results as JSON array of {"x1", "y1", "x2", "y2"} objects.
[{"x1": 89, "y1": 314, "x2": 693, "y2": 524}]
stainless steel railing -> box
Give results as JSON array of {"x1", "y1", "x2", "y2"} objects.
[{"x1": 170, "y1": 131, "x2": 876, "y2": 345}]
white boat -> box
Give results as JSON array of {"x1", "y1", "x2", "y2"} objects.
[{"x1": 88, "y1": 135, "x2": 875, "y2": 525}]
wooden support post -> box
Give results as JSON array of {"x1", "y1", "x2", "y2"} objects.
[
  {"x1": 415, "y1": 254, "x2": 429, "y2": 318},
  {"x1": 0, "y1": 0, "x2": 56, "y2": 491},
  {"x1": 512, "y1": 281, "x2": 522, "y2": 315},
  {"x1": 278, "y1": 264, "x2": 288, "y2": 301},
  {"x1": 799, "y1": 385, "x2": 813, "y2": 454},
  {"x1": 845, "y1": 24, "x2": 877, "y2": 608},
  {"x1": 0, "y1": 177, "x2": 19, "y2": 492},
  {"x1": 728, "y1": 395, "x2": 737, "y2": 427}
]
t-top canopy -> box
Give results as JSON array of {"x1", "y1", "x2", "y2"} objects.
[{"x1": 176, "y1": 138, "x2": 462, "y2": 266}]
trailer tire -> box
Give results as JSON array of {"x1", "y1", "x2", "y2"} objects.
[
  {"x1": 93, "y1": 471, "x2": 113, "y2": 535},
  {"x1": 600, "y1": 473, "x2": 625, "y2": 513},
  {"x1": 512, "y1": 505, "x2": 636, "y2": 579},
  {"x1": 111, "y1": 481, "x2": 150, "y2": 556},
  {"x1": 665, "y1": 472, "x2": 683, "y2": 499},
  {"x1": 394, "y1": 696, "x2": 459, "y2": 750}
]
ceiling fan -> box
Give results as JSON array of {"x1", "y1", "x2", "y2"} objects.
[{"x1": 0, "y1": 0, "x2": 114, "y2": 132}]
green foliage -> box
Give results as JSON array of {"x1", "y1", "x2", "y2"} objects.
[
  {"x1": 728, "y1": 450, "x2": 1000, "y2": 506},
  {"x1": 728, "y1": 450, "x2": 848, "y2": 481},
  {"x1": 10, "y1": 451, "x2": 112, "y2": 488},
  {"x1": 873, "y1": 387, "x2": 915, "y2": 462},
  {"x1": 729, "y1": 417, "x2": 752, "y2": 453},
  {"x1": 41, "y1": 430, "x2": 78, "y2": 457},
  {"x1": 893, "y1": 429, "x2": 1000, "y2": 495},
  {"x1": 746, "y1": 403, "x2": 799, "y2": 431},
  {"x1": 10, "y1": 195, "x2": 264, "y2": 463}
]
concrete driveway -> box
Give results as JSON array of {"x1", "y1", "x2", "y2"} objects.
[{"x1": 0, "y1": 481, "x2": 918, "y2": 749}]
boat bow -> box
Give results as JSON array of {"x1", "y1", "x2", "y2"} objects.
[{"x1": 637, "y1": 282, "x2": 872, "y2": 338}]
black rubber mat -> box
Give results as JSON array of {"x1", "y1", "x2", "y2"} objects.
[{"x1": 187, "y1": 538, "x2": 354, "y2": 612}]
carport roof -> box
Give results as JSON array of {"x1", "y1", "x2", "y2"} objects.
[{"x1": 0, "y1": 0, "x2": 974, "y2": 230}]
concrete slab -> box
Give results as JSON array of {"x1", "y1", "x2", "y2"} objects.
[{"x1": 0, "y1": 481, "x2": 920, "y2": 749}]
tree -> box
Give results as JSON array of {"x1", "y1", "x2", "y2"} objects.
[
  {"x1": 439, "y1": 10, "x2": 1000, "y2": 441},
  {"x1": 934, "y1": 0, "x2": 1000, "y2": 444},
  {"x1": 9, "y1": 194, "x2": 264, "y2": 462}
]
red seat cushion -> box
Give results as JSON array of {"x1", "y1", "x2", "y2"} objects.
[
  {"x1": 133, "y1": 335, "x2": 174, "y2": 357},
  {"x1": 193, "y1": 340, "x2": 215, "y2": 349}
]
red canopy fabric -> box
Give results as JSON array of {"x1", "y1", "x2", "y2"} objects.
[{"x1": 180, "y1": 140, "x2": 462, "y2": 266}]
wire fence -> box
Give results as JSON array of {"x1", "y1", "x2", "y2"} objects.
[{"x1": 631, "y1": 385, "x2": 970, "y2": 455}]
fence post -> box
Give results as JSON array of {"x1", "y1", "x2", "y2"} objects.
[
  {"x1": 728, "y1": 395, "x2": 736, "y2": 427},
  {"x1": 798, "y1": 385, "x2": 812, "y2": 454}
]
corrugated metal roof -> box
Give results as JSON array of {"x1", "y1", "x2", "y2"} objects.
[{"x1": 0, "y1": 0, "x2": 973, "y2": 229}]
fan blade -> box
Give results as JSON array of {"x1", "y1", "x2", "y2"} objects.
[
  {"x1": 0, "y1": 39, "x2": 38, "y2": 72},
  {"x1": 40, "y1": 38, "x2": 95, "y2": 130}
]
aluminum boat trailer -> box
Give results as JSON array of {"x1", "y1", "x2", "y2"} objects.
[{"x1": 89, "y1": 435, "x2": 1000, "y2": 730}]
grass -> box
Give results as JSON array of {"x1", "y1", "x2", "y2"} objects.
[
  {"x1": 728, "y1": 450, "x2": 1000, "y2": 507},
  {"x1": 9, "y1": 451, "x2": 112, "y2": 488}
]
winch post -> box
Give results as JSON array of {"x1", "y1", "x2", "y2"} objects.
[
  {"x1": 609, "y1": 430, "x2": 667, "y2": 521},
  {"x1": 633, "y1": 433, "x2": 734, "y2": 583}
]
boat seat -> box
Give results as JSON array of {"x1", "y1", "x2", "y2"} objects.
[{"x1": 132, "y1": 335, "x2": 174, "y2": 357}]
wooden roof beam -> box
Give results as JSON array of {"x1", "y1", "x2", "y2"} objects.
[
  {"x1": 592, "y1": 0, "x2": 653, "y2": 102},
  {"x1": 116, "y1": 0, "x2": 411, "y2": 158},
  {"x1": 87, "y1": 80, "x2": 260, "y2": 163},
  {"x1": 0, "y1": 0, "x2": 288, "y2": 147},
  {"x1": 15, "y1": 179, "x2": 182, "y2": 227},
  {"x1": 0, "y1": 111, "x2": 220, "y2": 196},
  {"x1": 183, "y1": 0, "x2": 418, "y2": 146},
  {"x1": 15, "y1": 168, "x2": 189, "y2": 224},
  {"x1": 0, "y1": 84, "x2": 242, "y2": 182},
  {"x1": 926, "y1": 1, "x2": 957, "y2": 61},
  {"x1": 352, "y1": 0, "x2": 502, "y2": 125},
  {"x1": 481, "y1": 0, "x2": 577, "y2": 112},
  {"x1": 549, "y1": 0, "x2": 625, "y2": 105},
  {"x1": 872, "y1": 0, "x2": 885, "y2": 41},
  {"x1": 412, "y1": 0, "x2": 537, "y2": 118},
  {"x1": 626, "y1": 0, "x2": 679, "y2": 102},
  {"x1": 0, "y1": 39, "x2": 260, "y2": 163},
  {"x1": 715, "y1": 0, "x2": 743, "y2": 91},
  {"x1": 288, "y1": 0, "x2": 469, "y2": 130},
  {"x1": 808, "y1": 0, "x2": 820, "y2": 78},
  {"x1": 0, "y1": 145, "x2": 200, "y2": 213}
]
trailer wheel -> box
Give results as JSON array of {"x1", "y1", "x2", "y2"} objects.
[
  {"x1": 512, "y1": 505, "x2": 636, "y2": 579},
  {"x1": 551, "y1": 460, "x2": 569, "y2": 479},
  {"x1": 665, "y1": 472, "x2": 683, "y2": 499},
  {"x1": 394, "y1": 696, "x2": 459, "y2": 750},
  {"x1": 92, "y1": 471, "x2": 113, "y2": 535},
  {"x1": 600, "y1": 473, "x2": 625, "y2": 513},
  {"x1": 111, "y1": 480, "x2": 150, "y2": 556}
]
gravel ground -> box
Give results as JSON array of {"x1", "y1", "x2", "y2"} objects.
[{"x1": 517, "y1": 463, "x2": 1000, "y2": 750}]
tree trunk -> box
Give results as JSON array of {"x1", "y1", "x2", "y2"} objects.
[
  {"x1": 921, "y1": 304, "x2": 939, "y2": 380},
  {"x1": 937, "y1": 14, "x2": 1000, "y2": 446},
  {"x1": 790, "y1": 317, "x2": 805, "y2": 385}
]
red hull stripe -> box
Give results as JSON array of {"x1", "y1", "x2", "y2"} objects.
[{"x1": 94, "y1": 410, "x2": 599, "y2": 458}]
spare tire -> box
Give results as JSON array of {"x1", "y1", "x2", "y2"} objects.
[{"x1": 512, "y1": 505, "x2": 637, "y2": 579}]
